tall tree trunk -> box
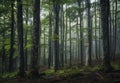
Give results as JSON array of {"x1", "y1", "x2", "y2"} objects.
[
  {"x1": 31, "y1": 0, "x2": 40, "y2": 77},
  {"x1": 76, "y1": 16, "x2": 80, "y2": 64},
  {"x1": 9, "y1": 2, "x2": 15, "y2": 72},
  {"x1": 100, "y1": 0, "x2": 112, "y2": 71},
  {"x1": 86, "y1": 0, "x2": 92, "y2": 66},
  {"x1": 24, "y1": 2, "x2": 29, "y2": 71},
  {"x1": 53, "y1": 0, "x2": 60, "y2": 71},
  {"x1": 48, "y1": 11, "x2": 52, "y2": 69},
  {"x1": 64, "y1": 4, "x2": 68, "y2": 64},
  {"x1": 69, "y1": 17, "x2": 72, "y2": 66},
  {"x1": 17, "y1": 0, "x2": 25, "y2": 76},
  {"x1": 78, "y1": 1, "x2": 84, "y2": 66},
  {"x1": 60, "y1": 5, "x2": 64, "y2": 67},
  {"x1": 2, "y1": 29, "x2": 5, "y2": 74},
  {"x1": 94, "y1": 0, "x2": 98, "y2": 60},
  {"x1": 43, "y1": 27, "x2": 46, "y2": 65},
  {"x1": 113, "y1": 0, "x2": 117, "y2": 60}
]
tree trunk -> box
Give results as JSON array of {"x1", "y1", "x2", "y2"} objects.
[
  {"x1": 31, "y1": 0, "x2": 40, "y2": 77},
  {"x1": 48, "y1": 11, "x2": 52, "y2": 68},
  {"x1": 100, "y1": 0, "x2": 112, "y2": 71},
  {"x1": 94, "y1": 0, "x2": 98, "y2": 60},
  {"x1": 53, "y1": 0, "x2": 60, "y2": 71},
  {"x1": 17, "y1": 0, "x2": 25, "y2": 77},
  {"x1": 43, "y1": 27, "x2": 46, "y2": 65},
  {"x1": 64, "y1": 5, "x2": 68, "y2": 64},
  {"x1": 86, "y1": 0, "x2": 92, "y2": 66},
  {"x1": 9, "y1": 2, "x2": 15, "y2": 72},
  {"x1": 69, "y1": 17, "x2": 72, "y2": 66},
  {"x1": 24, "y1": 2, "x2": 29, "y2": 71}
]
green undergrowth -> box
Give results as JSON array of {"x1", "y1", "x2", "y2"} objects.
[
  {"x1": 1, "y1": 64, "x2": 119, "y2": 79},
  {"x1": 43, "y1": 65, "x2": 101, "y2": 78},
  {"x1": 1, "y1": 71, "x2": 18, "y2": 79},
  {"x1": 111, "y1": 63, "x2": 120, "y2": 70}
]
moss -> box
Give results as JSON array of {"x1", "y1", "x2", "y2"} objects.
[
  {"x1": 44, "y1": 69, "x2": 55, "y2": 75},
  {"x1": 1, "y1": 71, "x2": 18, "y2": 79},
  {"x1": 111, "y1": 63, "x2": 120, "y2": 70}
]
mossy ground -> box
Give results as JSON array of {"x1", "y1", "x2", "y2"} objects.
[{"x1": 0, "y1": 64, "x2": 120, "y2": 83}]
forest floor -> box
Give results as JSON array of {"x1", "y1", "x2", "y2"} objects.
[{"x1": 0, "y1": 66, "x2": 120, "y2": 83}]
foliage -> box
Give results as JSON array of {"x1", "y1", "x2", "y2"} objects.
[
  {"x1": 1, "y1": 71, "x2": 18, "y2": 78},
  {"x1": 44, "y1": 69, "x2": 55, "y2": 75},
  {"x1": 112, "y1": 63, "x2": 120, "y2": 70}
]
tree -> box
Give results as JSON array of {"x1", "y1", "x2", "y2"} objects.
[
  {"x1": 100, "y1": 0, "x2": 112, "y2": 71},
  {"x1": 94, "y1": 0, "x2": 98, "y2": 60},
  {"x1": 48, "y1": 4, "x2": 53, "y2": 68},
  {"x1": 9, "y1": 1, "x2": 15, "y2": 72},
  {"x1": 86, "y1": 0, "x2": 92, "y2": 66},
  {"x1": 69, "y1": 15, "x2": 72, "y2": 66},
  {"x1": 17, "y1": 0, "x2": 25, "y2": 77},
  {"x1": 77, "y1": 0, "x2": 84, "y2": 66},
  {"x1": 53, "y1": 0, "x2": 60, "y2": 71},
  {"x1": 30, "y1": 0, "x2": 40, "y2": 77}
]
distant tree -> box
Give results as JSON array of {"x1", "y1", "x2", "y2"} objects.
[
  {"x1": 43, "y1": 27, "x2": 46, "y2": 65},
  {"x1": 48, "y1": 3, "x2": 52, "y2": 68},
  {"x1": 112, "y1": 0, "x2": 117, "y2": 60},
  {"x1": 60, "y1": 5, "x2": 64, "y2": 67},
  {"x1": 69, "y1": 15, "x2": 72, "y2": 66},
  {"x1": 94, "y1": 0, "x2": 98, "y2": 60},
  {"x1": 64, "y1": 5, "x2": 68, "y2": 64},
  {"x1": 24, "y1": 1, "x2": 29, "y2": 71}
]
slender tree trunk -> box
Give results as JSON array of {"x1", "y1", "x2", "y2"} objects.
[
  {"x1": 113, "y1": 0, "x2": 117, "y2": 60},
  {"x1": 24, "y1": 2, "x2": 28, "y2": 71},
  {"x1": 48, "y1": 11, "x2": 52, "y2": 68},
  {"x1": 76, "y1": 16, "x2": 80, "y2": 64},
  {"x1": 78, "y1": 1, "x2": 84, "y2": 66},
  {"x1": 69, "y1": 17, "x2": 72, "y2": 66},
  {"x1": 60, "y1": 5, "x2": 64, "y2": 67},
  {"x1": 2, "y1": 30, "x2": 5, "y2": 74},
  {"x1": 9, "y1": 2, "x2": 15, "y2": 72},
  {"x1": 86, "y1": 0, "x2": 92, "y2": 66},
  {"x1": 53, "y1": 0, "x2": 60, "y2": 71},
  {"x1": 17, "y1": 0, "x2": 25, "y2": 76},
  {"x1": 64, "y1": 4, "x2": 68, "y2": 64},
  {"x1": 94, "y1": 0, "x2": 98, "y2": 60},
  {"x1": 43, "y1": 27, "x2": 46, "y2": 65}
]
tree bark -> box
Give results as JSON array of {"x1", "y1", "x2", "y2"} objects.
[
  {"x1": 9, "y1": 2, "x2": 15, "y2": 72},
  {"x1": 31, "y1": 0, "x2": 40, "y2": 77},
  {"x1": 100, "y1": 0, "x2": 112, "y2": 71},
  {"x1": 17, "y1": 0, "x2": 25, "y2": 77},
  {"x1": 53, "y1": 0, "x2": 60, "y2": 71}
]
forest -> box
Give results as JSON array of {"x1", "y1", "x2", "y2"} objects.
[{"x1": 0, "y1": 0, "x2": 120, "y2": 83}]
